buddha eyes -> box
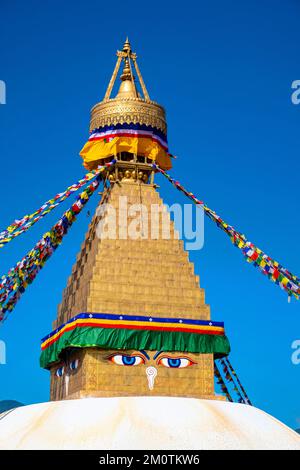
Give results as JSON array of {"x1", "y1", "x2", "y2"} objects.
[
  {"x1": 109, "y1": 354, "x2": 145, "y2": 366},
  {"x1": 55, "y1": 359, "x2": 80, "y2": 378},
  {"x1": 69, "y1": 359, "x2": 79, "y2": 371},
  {"x1": 108, "y1": 353, "x2": 195, "y2": 368},
  {"x1": 157, "y1": 356, "x2": 195, "y2": 368},
  {"x1": 55, "y1": 366, "x2": 64, "y2": 377}
]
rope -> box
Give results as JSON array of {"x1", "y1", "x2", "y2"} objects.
[
  {"x1": 152, "y1": 162, "x2": 300, "y2": 301},
  {"x1": 0, "y1": 175, "x2": 106, "y2": 323},
  {"x1": 214, "y1": 361, "x2": 234, "y2": 402},
  {"x1": 0, "y1": 160, "x2": 116, "y2": 248},
  {"x1": 215, "y1": 358, "x2": 252, "y2": 405},
  {"x1": 223, "y1": 357, "x2": 252, "y2": 405}
]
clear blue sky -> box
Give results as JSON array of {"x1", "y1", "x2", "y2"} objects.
[{"x1": 0, "y1": 0, "x2": 299, "y2": 428}]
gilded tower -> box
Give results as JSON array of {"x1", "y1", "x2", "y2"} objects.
[
  {"x1": 2, "y1": 40, "x2": 300, "y2": 454},
  {"x1": 40, "y1": 40, "x2": 230, "y2": 401}
]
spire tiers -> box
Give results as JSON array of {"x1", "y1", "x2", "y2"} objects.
[
  {"x1": 49, "y1": 182, "x2": 217, "y2": 401},
  {"x1": 120, "y1": 58, "x2": 132, "y2": 82},
  {"x1": 116, "y1": 58, "x2": 137, "y2": 99},
  {"x1": 89, "y1": 40, "x2": 167, "y2": 135},
  {"x1": 122, "y1": 37, "x2": 131, "y2": 53}
]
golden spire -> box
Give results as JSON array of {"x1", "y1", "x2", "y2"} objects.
[
  {"x1": 116, "y1": 54, "x2": 137, "y2": 98},
  {"x1": 90, "y1": 40, "x2": 167, "y2": 135},
  {"x1": 103, "y1": 38, "x2": 150, "y2": 102},
  {"x1": 123, "y1": 36, "x2": 131, "y2": 53},
  {"x1": 120, "y1": 58, "x2": 132, "y2": 81},
  {"x1": 120, "y1": 37, "x2": 133, "y2": 81}
]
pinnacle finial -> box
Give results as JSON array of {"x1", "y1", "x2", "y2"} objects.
[
  {"x1": 120, "y1": 58, "x2": 132, "y2": 82},
  {"x1": 123, "y1": 37, "x2": 131, "y2": 54},
  {"x1": 103, "y1": 39, "x2": 150, "y2": 102}
]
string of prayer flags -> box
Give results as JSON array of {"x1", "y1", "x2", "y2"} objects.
[
  {"x1": 214, "y1": 362, "x2": 233, "y2": 402},
  {"x1": 0, "y1": 160, "x2": 115, "y2": 248},
  {"x1": 0, "y1": 177, "x2": 101, "y2": 323},
  {"x1": 215, "y1": 358, "x2": 252, "y2": 405},
  {"x1": 153, "y1": 163, "x2": 300, "y2": 301},
  {"x1": 223, "y1": 358, "x2": 252, "y2": 405}
]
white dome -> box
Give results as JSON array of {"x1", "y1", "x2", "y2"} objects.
[{"x1": 0, "y1": 397, "x2": 299, "y2": 450}]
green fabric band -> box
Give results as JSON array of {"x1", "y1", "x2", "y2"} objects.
[{"x1": 40, "y1": 326, "x2": 231, "y2": 369}]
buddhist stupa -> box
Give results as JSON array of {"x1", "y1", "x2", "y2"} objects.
[{"x1": 0, "y1": 40, "x2": 299, "y2": 450}]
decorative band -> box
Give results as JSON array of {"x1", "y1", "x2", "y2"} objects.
[
  {"x1": 41, "y1": 312, "x2": 225, "y2": 351},
  {"x1": 40, "y1": 326, "x2": 230, "y2": 369},
  {"x1": 90, "y1": 122, "x2": 167, "y2": 141},
  {"x1": 89, "y1": 123, "x2": 168, "y2": 150}
]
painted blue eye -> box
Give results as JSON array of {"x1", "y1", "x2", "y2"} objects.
[
  {"x1": 168, "y1": 358, "x2": 181, "y2": 368},
  {"x1": 158, "y1": 357, "x2": 194, "y2": 368},
  {"x1": 55, "y1": 366, "x2": 64, "y2": 377},
  {"x1": 69, "y1": 359, "x2": 79, "y2": 371},
  {"x1": 109, "y1": 354, "x2": 145, "y2": 366},
  {"x1": 122, "y1": 356, "x2": 136, "y2": 365}
]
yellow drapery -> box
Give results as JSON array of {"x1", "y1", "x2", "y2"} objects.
[{"x1": 80, "y1": 136, "x2": 172, "y2": 170}]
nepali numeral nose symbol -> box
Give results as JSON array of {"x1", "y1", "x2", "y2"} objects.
[{"x1": 146, "y1": 366, "x2": 157, "y2": 390}]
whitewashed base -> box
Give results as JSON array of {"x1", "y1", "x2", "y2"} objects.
[{"x1": 0, "y1": 397, "x2": 299, "y2": 450}]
